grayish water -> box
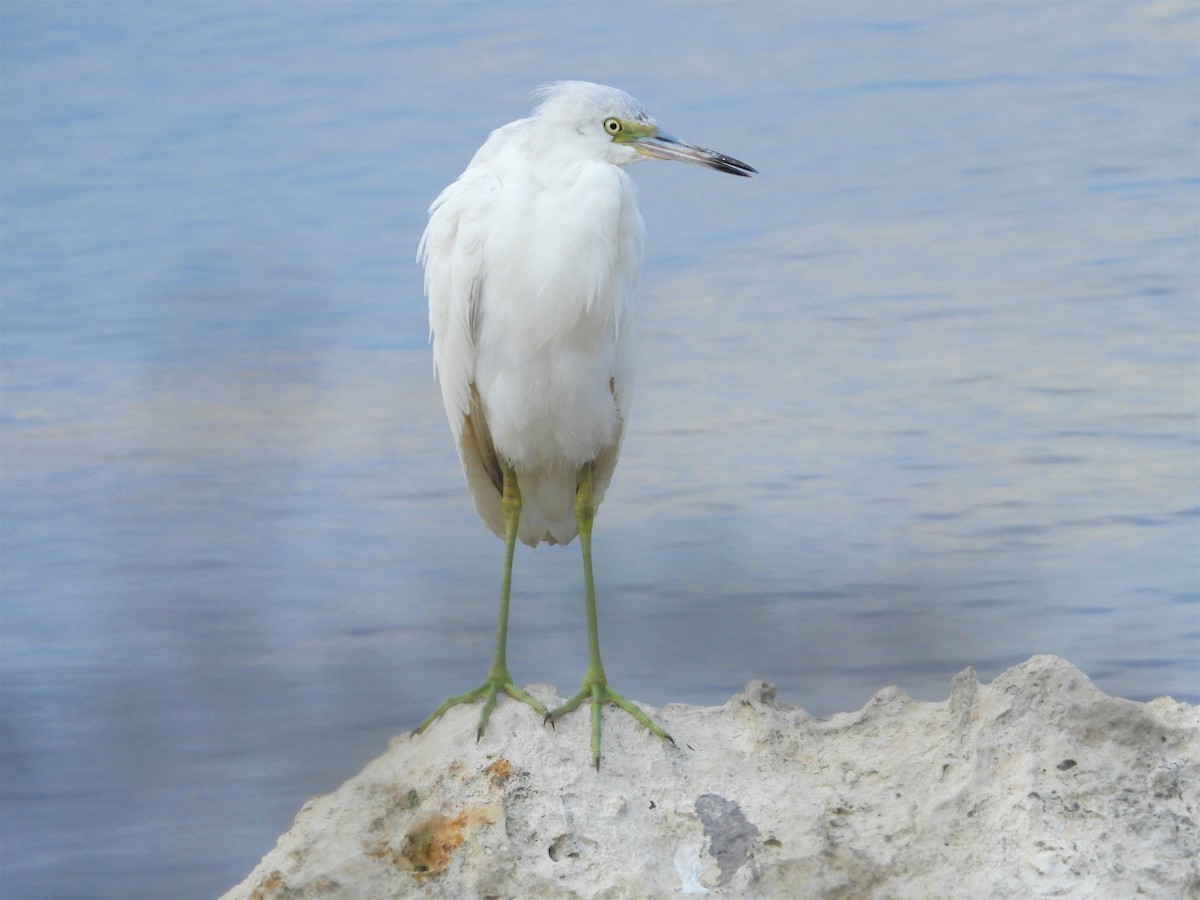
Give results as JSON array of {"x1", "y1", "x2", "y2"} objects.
[{"x1": 2, "y1": 2, "x2": 1197, "y2": 897}]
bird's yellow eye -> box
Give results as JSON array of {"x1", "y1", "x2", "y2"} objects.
[{"x1": 603, "y1": 118, "x2": 622, "y2": 135}]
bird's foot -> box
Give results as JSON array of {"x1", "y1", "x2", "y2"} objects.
[
  {"x1": 414, "y1": 676, "x2": 548, "y2": 742},
  {"x1": 546, "y1": 680, "x2": 674, "y2": 769}
]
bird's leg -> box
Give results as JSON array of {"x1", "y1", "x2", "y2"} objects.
[
  {"x1": 546, "y1": 461, "x2": 674, "y2": 768},
  {"x1": 414, "y1": 461, "x2": 547, "y2": 741}
]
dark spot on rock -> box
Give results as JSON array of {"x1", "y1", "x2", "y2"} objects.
[
  {"x1": 398, "y1": 788, "x2": 420, "y2": 810},
  {"x1": 695, "y1": 793, "x2": 759, "y2": 888},
  {"x1": 1057, "y1": 758, "x2": 1077, "y2": 770},
  {"x1": 548, "y1": 834, "x2": 579, "y2": 862}
]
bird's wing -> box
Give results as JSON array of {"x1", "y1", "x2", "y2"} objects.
[
  {"x1": 588, "y1": 185, "x2": 645, "y2": 513},
  {"x1": 419, "y1": 169, "x2": 497, "y2": 432},
  {"x1": 418, "y1": 169, "x2": 507, "y2": 537}
]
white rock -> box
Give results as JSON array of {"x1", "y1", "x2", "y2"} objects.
[{"x1": 222, "y1": 656, "x2": 1198, "y2": 898}]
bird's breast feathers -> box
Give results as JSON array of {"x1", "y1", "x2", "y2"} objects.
[{"x1": 423, "y1": 151, "x2": 643, "y2": 478}]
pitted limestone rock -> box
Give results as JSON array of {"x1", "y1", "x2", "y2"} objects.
[{"x1": 222, "y1": 656, "x2": 1199, "y2": 899}]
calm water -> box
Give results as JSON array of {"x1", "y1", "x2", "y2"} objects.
[{"x1": 2, "y1": 2, "x2": 1197, "y2": 897}]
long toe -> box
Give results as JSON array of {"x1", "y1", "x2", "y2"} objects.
[
  {"x1": 415, "y1": 678, "x2": 547, "y2": 740},
  {"x1": 548, "y1": 681, "x2": 673, "y2": 769}
]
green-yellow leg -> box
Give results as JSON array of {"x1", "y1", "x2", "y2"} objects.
[
  {"x1": 546, "y1": 461, "x2": 674, "y2": 769},
  {"x1": 414, "y1": 461, "x2": 547, "y2": 741}
]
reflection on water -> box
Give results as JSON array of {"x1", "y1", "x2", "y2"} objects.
[{"x1": 2, "y1": 2, "x2": 1197, "y2": 898}]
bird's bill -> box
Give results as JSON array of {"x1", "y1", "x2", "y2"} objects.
[{"x1": 632, "y1": 129, "x2": 757, "y2": 177}]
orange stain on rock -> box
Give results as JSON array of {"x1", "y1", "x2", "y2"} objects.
[
  {"x1": 485, "y1": 758, "x2": 514, "y2": 785},
  {"x1": 400, "y1": 811, "x2": 467, "y2": 874},
  {"x1": 366, "y1": 806, "x2": 496, "y2": 879}
]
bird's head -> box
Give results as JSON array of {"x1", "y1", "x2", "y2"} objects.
[{"x1": 532, "y1": 81, "x2": 757, "y2": 177}]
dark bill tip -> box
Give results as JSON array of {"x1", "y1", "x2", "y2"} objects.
[{"x1": 705, "y1": 152, "x2": 757, "y2": 177}]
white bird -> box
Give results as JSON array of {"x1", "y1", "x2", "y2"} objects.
[{"x1": 416, "y1": 81, "x2": 755, "y2": 766}]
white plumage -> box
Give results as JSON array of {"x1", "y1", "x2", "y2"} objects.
[
  {"x1": 419, "y1": 82, "x2": 648, "y2": 545},
  {"x1": 415, "y1": 81, "x2": 754, "y2": 765}
]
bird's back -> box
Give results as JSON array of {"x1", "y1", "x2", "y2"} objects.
[{"x1": 421, "y1": 118, "x2": 645, "y2": 546}]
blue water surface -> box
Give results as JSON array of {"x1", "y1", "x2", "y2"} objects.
[{"x1": 2, "y1": 2, "x2": 1197, "y2": 897}]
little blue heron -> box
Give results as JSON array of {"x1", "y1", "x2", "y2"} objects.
[{"x1": 416, "y1": 81, "x2": 755, "y2": 766}]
